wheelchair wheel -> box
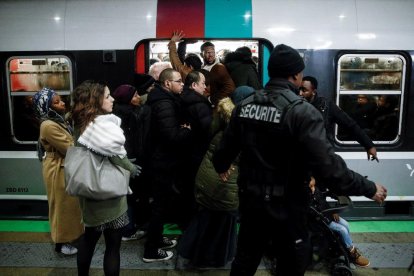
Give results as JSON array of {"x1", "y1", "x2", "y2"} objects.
[{"x1": 331, "y1": 264, "x2": 352, "y2": 276}]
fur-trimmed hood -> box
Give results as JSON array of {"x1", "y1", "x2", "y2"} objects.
[{"x1": 216, "y1": 97, "x2": 235, "y2": 124}]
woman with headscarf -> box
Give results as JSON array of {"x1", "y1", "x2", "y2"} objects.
[{"x1": 33, "y1": 88, "x2": 84, "y2": 255}]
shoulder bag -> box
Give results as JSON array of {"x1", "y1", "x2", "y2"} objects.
[{"x1": 64, "y1": 146, "x2": 131, "y2": 200}]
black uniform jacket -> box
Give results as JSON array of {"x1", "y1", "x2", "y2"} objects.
[
  {"x1": 212, "y1": 78, "x2": 376, "y2": 219},
  {"x1": 311, "y1": 95, "x2": 374, "y2": 150}
]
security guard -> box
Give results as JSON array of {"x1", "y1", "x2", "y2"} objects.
[{"x1": 212, "y1": 44, "x2": 387, "y2": 276}]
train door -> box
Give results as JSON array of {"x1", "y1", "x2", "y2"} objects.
[{"x1": 133, "y1": 38, "x2": 274, "y2": 86}]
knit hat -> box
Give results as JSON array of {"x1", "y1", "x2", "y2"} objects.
[
  {"x1": 32, "y1": 87, "x2": 57, "y2": 119},
  {"x1": 112, "y1": 84, "x2": 136, "y2": 104},
  {"x1": 134, "y1": 74, "x2": 155, "y2": 94},
  {"x1": 268, "y1": 44, "x2": 304, "y2": 78},
  {"x1": 232, "y1": 86, "x2": 255, "y2": 105}
]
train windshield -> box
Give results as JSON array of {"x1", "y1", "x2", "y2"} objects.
[{"x1": 335, "y1": 54, "x2": 406, "y2": 145}]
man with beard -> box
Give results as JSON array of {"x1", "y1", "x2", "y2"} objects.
[{"x1": 200, "y1": 41, "x2": 235, "y2": 106}]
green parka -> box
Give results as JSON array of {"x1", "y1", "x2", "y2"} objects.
[{"x1": 194, "y1": 97, "x2": 239, "y2": 211}]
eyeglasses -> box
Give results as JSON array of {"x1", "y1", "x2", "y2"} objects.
[{"x1": 169, "y1": 79, "x2": 183, "y2": 84}]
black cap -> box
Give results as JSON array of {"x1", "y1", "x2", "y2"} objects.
[
  {"x1": 134, "y1": 74, "x2": 155, "y2": 94},
  {"x1": 268, "y1": 44, "x2": 304, "y2": 78}
]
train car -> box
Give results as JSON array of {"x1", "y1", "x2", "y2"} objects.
[{"x1": 0, "y1": 0, "x2": 413, "y2": 219}]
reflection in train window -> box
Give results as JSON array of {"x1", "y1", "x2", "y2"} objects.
[
  {"x1": 336, "y1": 54, "x2": 406, "y2": 145},
  {"x1": 6, "y1": 56, "x2": 73, "y2": 144}
]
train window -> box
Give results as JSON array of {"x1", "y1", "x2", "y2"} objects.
[
  {"x1": 6, "y1": 56, "x2": 73, "y2": 144},
  {"x1": 134, "y1": 38, "x2": 273, "y2": 85},
  {"x1": 335, "y1": 54, "x2": 406, "y2": 145}
]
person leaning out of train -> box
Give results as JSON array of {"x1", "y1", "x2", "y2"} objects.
[
  {"x1": 33, "y1": 88, "x2": 84, "y2": 256},
  {"x1": 299, "y1": 76, "x2": 377, "y2": 162},
  {"x1": 71, "y1": 80, "x2": 141, "y2": 276}
]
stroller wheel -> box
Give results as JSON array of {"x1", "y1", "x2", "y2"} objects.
[{"x1": 331, "y1": 263, "x2": 352, "y2": 276}]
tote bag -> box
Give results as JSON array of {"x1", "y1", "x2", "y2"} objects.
[{"x1": 64, "y1": 146, "x2": 131, "y2": 200}]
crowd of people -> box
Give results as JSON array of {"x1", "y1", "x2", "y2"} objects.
[{"x1": 33, "y1": 31, "x2": 388, "y2": 276}]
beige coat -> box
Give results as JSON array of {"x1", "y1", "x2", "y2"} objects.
[{"x1": 40, "y1": 120, "x2": 83, "y2": 243}]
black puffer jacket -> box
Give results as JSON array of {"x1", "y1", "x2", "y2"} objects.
[
  {"x1": 180, "y1": 87, "x2": 213, "y2": 164},
  {"x1": 224, "y1": 51, "x2": 261, "y2": 90},
  {"x1": 112, "y1": 103, "x2": 151, "y2": 165},
  {"x1": 146, "y1": 84, "x2": 191, "y2": 170},
  {"x1": 213, "y1": 78, "x2": 376, "y2": 220}
]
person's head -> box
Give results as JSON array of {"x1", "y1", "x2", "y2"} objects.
[
  {"x1": 159, "y1": 68, "x2": 184, "y2": 94},
  {"x1": 267, "y1": 44, "x2": 305, "y2": 87},
  {"x1": 148, "y1": 61, "x2": 172, "y2": 80},
  {"x1": 378, "y1": 95, "x2": 398, "y2": 111},
  {"x1": 236, "y1": 46, "x2": 253, "y2": 60},
  {"x1": 232, "y1": 86, "x2": 255, "y2": 105},
  {"x1": 134, "y1": 73, "x2": 155, "y2": 95},
  {"x1": 71, "y1": 80, "x2": 113, "y2": 133},
  {"x1": 200, "y1": 41, "x2": 216, "y2": 65},
  {"x1": 184, "y1": 53, "x2": 202, "y2": 70},
  {"x1": 357, "y1": 94, "x2": 369, "y2": 105},
  {"x1": 33, "y1": 87, "x2": 65, "y2": 119},
  {"x1": 199, "y1": 69, "x2": 211, "y2": 97},
  {"x1": 185, "y1": 70, "x2": 206, "y2": 95},
  {"x1": 113, "y1": 84, "x2": 141, "y2": 106},
  {"x1": 299, "y1": 76, "x2": 318, "y2": 102}
]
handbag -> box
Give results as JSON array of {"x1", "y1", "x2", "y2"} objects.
[{"x1": 64, "y1": 146, "x2": 131, "y2": 200}]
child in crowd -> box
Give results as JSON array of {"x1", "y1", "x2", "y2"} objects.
[{"x1": 309, "y1": 177, "x2": 370, "y2": 267}]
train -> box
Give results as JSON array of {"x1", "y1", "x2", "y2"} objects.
[{"x1": 0, "y1": 0, "x2": 413, "y2": 219}]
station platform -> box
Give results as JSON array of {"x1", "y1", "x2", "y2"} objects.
[{"x1": 1, "y1": 221, "x2": 413, "y2": 275}]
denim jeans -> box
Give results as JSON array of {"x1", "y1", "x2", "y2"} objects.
[{"x1": 328, "y1": 217, "x2": 352, "y2": 248}]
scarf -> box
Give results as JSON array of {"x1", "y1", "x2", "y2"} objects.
[
  {"x1": 32, "y1": 87, "x2": 72, "y2": 133},
  {"x1": 78, "y1": 114, "x2": 127, "y2": 158},
  {"x1": 202, "y1": 58, "x2": 220, "y2": 72}
]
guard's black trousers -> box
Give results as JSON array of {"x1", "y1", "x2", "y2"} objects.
[{"x1": 230, "y1": 206, "x2": 311, "y2": 276}]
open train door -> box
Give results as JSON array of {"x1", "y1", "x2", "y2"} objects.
[{"x1": 134, "y1": 38, "x2": 274, "y2": 87}]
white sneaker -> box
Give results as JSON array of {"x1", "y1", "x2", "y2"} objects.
[
  {"x1": 122, "y1": 230, "x2": 146, "y2": 241},
  {"x1": 60, "y1": 244, "x2": 78, "y2": 255}
]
